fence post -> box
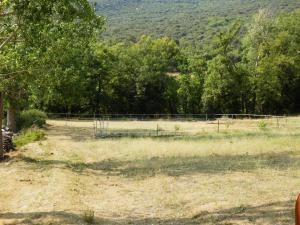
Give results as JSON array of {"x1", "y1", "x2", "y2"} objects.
[
  {"x1": 65, "y1": 113, "x2": 68, "y2": 126},
  {"x1": 157, "y1": 124, "x2": 159, "y2": 136},
  {"x1": 93, "y1": 114, "x2": 95, "y2": 137},
  {"x1": 95, "y1": 118, "x2": 98, "y2": 137},
  {"x1": 277, "y1": 117, "x2": 279, "y2": 128},
  {"x1": 218, "y1": 120, "x2": 220, "y2": 133}
]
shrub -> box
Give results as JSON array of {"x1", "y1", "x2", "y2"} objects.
[
  {"x1": 257, "y1": 120, "x2": 268, "y2": 131},
  {"x1": 174, "y1": 125, "x2": 180, "y2": 135},
  {"x1": 14, "y1": 128, "x2": 45, "y2": 147},
  {"x1": 82, "y1": 210, "x2": 95, "y2": 224},
  {"x1": 174, "y1": 125, "x2": 180, "y2": 132},
  {"x1": 18, "y1": 109, "x2": 47, "y2": 130}
]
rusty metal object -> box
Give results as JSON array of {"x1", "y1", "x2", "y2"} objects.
[{"x1": 296, "y1": 194, "x2": 300, "y2": 225}]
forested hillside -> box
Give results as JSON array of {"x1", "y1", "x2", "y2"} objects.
[{"x1": 92, "y1": 0, "x2": 300, "y2": 44}]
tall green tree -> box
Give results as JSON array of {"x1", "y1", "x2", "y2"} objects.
[
  {"x1": 133, "y1": 36, "x2": 180, "y2": 113},
  {"x1": 202, "y1": 21, "x2": 249, "y2": 113},
  {"x1": 94, "y1": 36, "x2": 181, "y2": 114},
  {"x1": 0, "y1": 0, "x2": 103, "y2": 156},
  {"x1": 243, "y1": 9, "x2": 300, "y2": 113},
  {"x1": 177, "y1": 53, "x2": 206, "y2": 113}
]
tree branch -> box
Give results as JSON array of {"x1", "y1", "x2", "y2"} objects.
[
  {"x1": 0, "y1": 29, "x2": 17, "y2": 50},
  {"x1": 0, "y1": 11, "x2": 13, "y2": 17},
  {"x1": 0, "y1": 67, "x2": 50, "y2": 81}
]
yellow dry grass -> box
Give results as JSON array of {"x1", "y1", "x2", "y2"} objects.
[{"x1": 0, "y1": 117, "x2": 300, "y2": 225}]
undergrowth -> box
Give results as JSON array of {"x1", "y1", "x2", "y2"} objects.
[{"x1": 14, "y1": 128, "x2": 45, "y2": 147}]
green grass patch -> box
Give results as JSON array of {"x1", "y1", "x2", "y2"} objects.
[{"x1": 14, "y1": 128, "x2": 45, "y2": 147}]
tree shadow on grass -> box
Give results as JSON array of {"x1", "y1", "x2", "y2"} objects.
[
  {"x1": 0, "y1": 200, "x2": 295, "y2": 224},
  {"x1": 45, "y1": 125, "x2": 94, "y2": 142},
  {"x1": 20, "y1": 150, "x2": 300, "y2": 178},
  {"x1": 154, "y1": 131, "x2": 300, "y2": 142}
]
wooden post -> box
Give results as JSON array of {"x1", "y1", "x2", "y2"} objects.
[
  {"x1": 93, "y1": 121, "x2": 95, "y2": 138},
  {"x1": 218, "y1": 120, "x2": 220, "y2": 133},
  {"x1": 93, "y1": 114, "x2": 96, "y2": 138},
  {"x1": 277, "y1": 117, "x2": 279, "y2": 128},
  {"x1": 65, "y1": 113, "x2": 68, "y2": 126},
  {"x1": 0, "y1": 92, "x2": 3, "y2": 158},
  {"x1": 96, "y1": 119, "x2": 98, "y2": 137},
  {"x1": 157, "y1": 124, "x2": 159, "y2": 136}
]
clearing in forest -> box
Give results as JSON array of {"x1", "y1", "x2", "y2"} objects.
[{"x1": 0, "y1": 117, "x2": 300, "y2": 225}]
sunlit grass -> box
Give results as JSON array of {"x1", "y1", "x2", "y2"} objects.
[
  {"x1": 14, "y1": 128, "x2": 45, "y2": 147},
  {"x1": 0, "y1": 117, "x2": 299, "y2": 224}
]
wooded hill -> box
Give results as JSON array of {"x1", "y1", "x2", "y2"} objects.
[{"x1": 92, "y1": 0, "x2": 300, "y2": 44}]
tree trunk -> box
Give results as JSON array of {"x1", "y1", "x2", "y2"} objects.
[
  {"x1": 7, "y1": 106, "x2": 17, "y2": 132},
  {"x1": 0, "y1": 92, "x2": 3, "y2": 158}
]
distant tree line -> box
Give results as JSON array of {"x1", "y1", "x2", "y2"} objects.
[{"x1": 29, "y1": 9, "x2": 300, "y2": 115}]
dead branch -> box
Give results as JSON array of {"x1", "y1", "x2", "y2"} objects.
[{"x1": 0, "y1": 29, "x2": 17, "y2": 50}]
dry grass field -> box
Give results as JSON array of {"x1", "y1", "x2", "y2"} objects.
[{"x1": 0, "y1": 117, "x2": 300, "y2": 225}]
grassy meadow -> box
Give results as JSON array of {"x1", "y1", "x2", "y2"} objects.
[{"x1": 0, "y1": 117, "x2": 300, "y2": 224}]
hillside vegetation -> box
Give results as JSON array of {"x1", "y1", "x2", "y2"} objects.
[
  {"x1": 1, "y1": 1, "x2": 300, "y2": 119},
  {"x1": 92, "y1": 0, "x2": 300, "y2": 44}
]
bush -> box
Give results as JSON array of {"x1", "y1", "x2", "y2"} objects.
[
  {"x1": 14, "y1": 128, "x2": 45, "y2": 147},
  {"x1": 82, "y1": 210, "x2": 95, "y2": 224},
  {"x1": 18, "y1": 109, "x2": 47, "y2": 130},
  {"x1": 257, "y1": 120, "x2": 268, "y2": 131}
]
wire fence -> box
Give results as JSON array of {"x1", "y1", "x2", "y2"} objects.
[
  {"x1": 47, "y1": 113, "x2": 286, "y2": 121},
  {"x1": 45, "y1": 113, "x2": 298, "y2": 138}
]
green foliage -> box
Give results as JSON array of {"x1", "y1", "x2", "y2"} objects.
[
  {"x1": 82, "y1": 210, "x2": 95, "y2": 224},
  {"x1": 92, "y1": 0, "x2": 300, "y2": 45},
  {"x1": 18, "y1": 109, "x2": 47, "y2": 130},
  {"x1": 202, "y1": 21, "x2": 247, "y2": 113},
  {"x1": 243, "y1": 9, "x2": 300, "y2": 113},
  {"x1": 0, "y1": 0, "x2": 104, "y2": 122},
  {"x1": 257, "y1": 120, "x2": 268, "y2": 131},
  {"x1": 177, "y1": 52, "x2": 206, "y2": 113},
  {"x1": 14, "y1": 128, "x2": 45, "y2": 147},
  {"x1": 31, "y1": 8, "x2": 300, "y2": 115},
  {"x1": 53, "y1": 36, "x2": 181, "y2": 114},
  {"x1": 174, "y1": 125, "x2": 181, "y2": 132},
  {"x1": 2, "y1": 2, "x2": 300, "y2": 118}
]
